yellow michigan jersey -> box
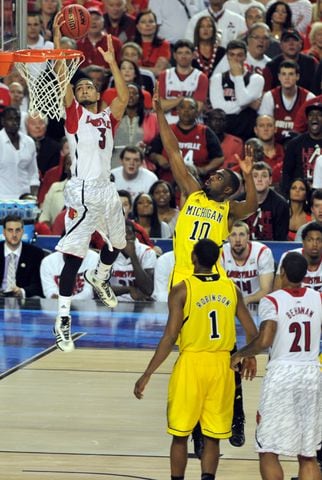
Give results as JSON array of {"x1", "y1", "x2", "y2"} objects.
[
  {"x1": 178, "y1": 273, "x2": 237, "y2": 353},
  {"x1": 172, "y1": 190, "x2": 230, "y2": 284}
]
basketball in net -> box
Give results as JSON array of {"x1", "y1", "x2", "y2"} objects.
[
  {"x1": 60, "y1": 4, "x2": 91, "y2": 40},
  {"x1": 13, "y1": 49, "x2": 84, "y2": 121}
]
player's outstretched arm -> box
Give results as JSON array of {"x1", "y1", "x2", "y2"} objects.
[
  {"x1": 231, "y1": 319, "x2": 276, "y2": 373},
  {"x1": 133, "y1": 283, "x2": 186, "y2": 399},
  {"x1": 153, "y1": 83, "x2": 200, "y2": 198},
  {"x1": 53, "y1": 12, "x2": 74, "y2": 108},
  {"x1": 229, "y1": 144, "x2": 258, "y2": 226},
  {"x1": 235, "y1": 287, "x2": 258, "y2": 380},
  {"x1": 98, "y1": 35, "x2": 129, "y2": 120}
]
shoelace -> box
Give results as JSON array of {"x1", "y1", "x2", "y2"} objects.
[
  {"x1": 61, "y1": 321, "x2": 71, "y2": 340},
  {"x1": 101, "y1": 281, "x2": 113, "y2": 298}
]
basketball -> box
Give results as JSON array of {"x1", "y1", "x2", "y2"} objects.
[{"x1": 60, "y1": 4, "x2": 90, "y2": 40}]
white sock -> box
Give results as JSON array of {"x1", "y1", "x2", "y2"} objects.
[
  {"x1": 58, "y1": 295, "x2": 71, "y2": 317},
  {"x1": 94, "y1": 261, "x2": 112, "y2": 281}
]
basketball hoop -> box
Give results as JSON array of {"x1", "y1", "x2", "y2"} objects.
[
  {"x1": 0, "y1": 52, "x2": 15, "y2": 77},
  {"x1": 13, "y1": 49, "x2": 84, "y2": 121}
]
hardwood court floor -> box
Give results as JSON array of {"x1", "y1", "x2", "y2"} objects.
[{"x1": 0, "y1": 349, "x2": 300, "y2": 480}]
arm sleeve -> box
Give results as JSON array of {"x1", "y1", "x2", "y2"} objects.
[
  {"x1": 275, "y1": 254, "x2": 284, "y2": 276},
  {"x1": 141, "y1": 248, "x2": 158, "y2": 270},
  {"x1": 258, "y1": 296, "x2": 278, "y2": 323},
  {"x1": 152, "y1": 252, "x2": 175, "y2": 302},
  {"x1": 193, "y1": 73, "x2": 209, "y2": 103},
  {"x1": 258, "y1": 91, "x2": 274, "y2": 117},
  {"x1": 209, "y1": 74, "x2": 241, "y2": 114},
  {"x1": 258, "y1": 247, "x2": 275, "y2": 275},
  {"x1": 28, "y1": 141, "x2": 40, "y2": 187},
  {"x1": 234, "y1": 73, "x2": 264, "y2": 107}
]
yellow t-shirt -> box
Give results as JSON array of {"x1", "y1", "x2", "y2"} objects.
[{"x1": 178, "y1": 273, "x2": 237, "y2": 353}]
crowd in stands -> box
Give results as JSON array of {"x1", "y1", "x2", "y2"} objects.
[{"x1": 2, "y1": 0, "x2": 322, "y2": 303}]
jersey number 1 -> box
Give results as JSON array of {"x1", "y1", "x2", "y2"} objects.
[{"x1": 209, "y1": 310, "x2": 220, "y2": 340}]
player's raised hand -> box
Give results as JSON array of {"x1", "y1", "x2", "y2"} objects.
[
  {"x1": 234, "y1": 144, "x2": 254, "y2": 176},
  {"x1": 53, "y1": 12, "x2": 64, "y2": 48},
  {"x1": 152, "y1": 81, "x2": 162, "y2": 112},
  {"x1": 98, "y1": 34, "x2": 116, "y2": 65}
]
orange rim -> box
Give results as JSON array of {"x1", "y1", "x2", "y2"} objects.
[
  {"x1": 14, "y1": 48, "x2": 83, "y2": 63},
  {"x1": 0, "y1": 51, "x2": 15, "y2": 76}
]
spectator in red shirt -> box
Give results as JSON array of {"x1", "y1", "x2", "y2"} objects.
[
  {"x1": 125, "y1": 0, "x2": 148, "y2": 16},
  {"x1": 102, "y1": 58, "x2": 152, "y2": 108},
  {"x1": 103, "y1": 0, "x2": 136, "y2": 43},
  {"x1": 134, "y1": 9, "x2": 171, "y2": 78},
  {"x1": 294, "y1": 93, "x2": 322, "y2": 133},
  {"x1": 77, "y1": 4, "x2": 122, "y2": 68},
  {"x1": 206, "y1": 108, "x2": 244, "y2": 171},
  {"x1": 254, "y1": 114, "x2": 284, "y2": 187},
  {"x1": 149, "y1": 97, "x2": 223, "y2": 183},
  {"x1": 0, "y1": 82, "x2": 11, "y2": 114}
]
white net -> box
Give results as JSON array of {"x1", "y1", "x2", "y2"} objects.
[{"x1": 14, "y1": 50, "x2": 83, "y2": 121}]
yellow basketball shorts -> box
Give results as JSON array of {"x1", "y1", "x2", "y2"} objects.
[{"x1": 167, "y1": 350, "x2": 234, "y2": 439}]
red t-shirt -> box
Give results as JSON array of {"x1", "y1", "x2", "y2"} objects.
[
  {"x1": 77, "y1": 34, "x2": 122, "y2": 68},
  {"x1": 140, "y1": 40, "x2": 171, "y2": 68},
  {"x1": 294, "y1": 94, "x2": 322, "y2": 133},
  {"x1": 263, "y1": 143, "x2": 285, "y2": 184},
  {"x1": 102, "y1": 87, "x2": 152, "y2": 109},
  {"x1": 0, "y1": 84, "x2": 11, "y2": 112}
]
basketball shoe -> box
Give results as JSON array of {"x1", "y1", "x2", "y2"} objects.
[
  {"x1": 54, "y1": 315, "x2": 75, "y2": 352},
  {"x1": 229, "y1": 416, "x2": 245, "y2": 447},
  {"x1": 84, "y1": 270, "x2": 118, "y2": 308}
]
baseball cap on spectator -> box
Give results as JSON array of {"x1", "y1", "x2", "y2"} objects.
[
  {"x1": 88, "y1": 4, "x2": 104, "y2": 15},
  {"x1": 281, "y1": 28, "x2": 302, "y2": 42},
  {"x1": 305, "y1": 102, "x2": 322, "y2": 116}
]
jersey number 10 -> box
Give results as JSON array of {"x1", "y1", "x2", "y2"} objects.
[{"x1": 189, "y1": 221, "x2": 211, "y2": 241}]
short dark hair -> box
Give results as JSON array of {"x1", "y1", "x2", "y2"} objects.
[
  {"x1": 2, "y1": 106, "x2": 20, "y2": 119},
  {"x1": 252, "y1": 161, "x2": 272, "y2": 176},
  {"x1": 301, "y1": 221, "x2": 322, "y2": 240},
  {"x1": 310, "y1": 188, "x2": 322, "y2": 206},
  {"x1": 74, "y1": 77, "x2": 96, "y2": 91},
  {"x1": 278, "y1": 60, "x2": 300, "y2": 74},
  {"x1": 281, "y1": 252, "x2": 308, "y2": 283},
  {"x1": 120, "y1": 145, "x2": 144, "y2": 161},
  {"x1": 118, "y1": 189, "x2": 132, "y2": 206},
  {"x1": 3, "y1": 215, "x2": 24, "y2": 229},
  {"x1": 173, "y1": 39, "x2": 195, "y2": 52},
  {"x1": 226, "y1": 39, "x2": 247, "y2": 54},
  {"x1": 225, "y1": 169, "x2": 241, "y2": 195},
  {"x1": 193, "y1": 239, "x2": 220, "y2": 268}
]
